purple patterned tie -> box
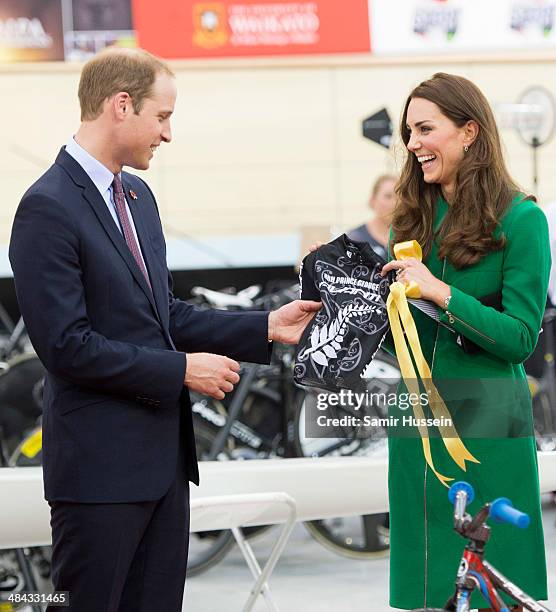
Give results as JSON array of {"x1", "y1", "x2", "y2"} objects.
[{"x1": 112, "y1": 174, "x2": 151, "y2": 288}]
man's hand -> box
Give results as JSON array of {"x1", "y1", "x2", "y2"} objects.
[
  {"x1": 184, "y1": 353, "x2": 240, "y2": 400},
  {"x1": 268, "y1": 300, "x2": 321, "y2": 344}
]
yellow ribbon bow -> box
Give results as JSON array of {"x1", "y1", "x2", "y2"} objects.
[{"x1": 386, "y1": 240, "x2": 480, "y2": 487}]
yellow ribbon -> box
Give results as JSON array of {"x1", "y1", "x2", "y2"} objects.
[{"x1": 386, "y1": 240, "x2": 480, "y2": 487}]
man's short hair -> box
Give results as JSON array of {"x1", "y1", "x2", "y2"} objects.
[{"x1": 78, "y1": 48, "x2": 174, "y2": 121}]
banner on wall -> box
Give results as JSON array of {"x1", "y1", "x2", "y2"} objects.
[
  {"x1": 0, "y1": 0, "x2": 64, "y2": 62},
  {"x1": 63, "y1": 0, "x2": 136, "y2": 61},
  {"x1": 370, "y1": 0, "x2": 556, "y2": 56},
  {"x1": 3, "y1": 0, "x2": 554, "y2": 63},
  {"x1": 505, "y1": 1, "x2": 556, "y2": 46},
  {"x1": 132, "y1": 0, "x2": 371, "y2": 59}
]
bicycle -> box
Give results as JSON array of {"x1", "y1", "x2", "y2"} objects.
[
  {"x1": 0, "y1": 319, "x2": 48, "y2": 612},
  {"x1": 186, "y1": 283, "x2": 396, "y2": 574},
  {"x1": 1, "y1": 427, "x2": 51, "y2": 612},
  {"x1": 1, "y1": 427, "x2": 48, "y2": 612},
  {"x1": 411, "y1": 481, "x2": 552, "y2": 612}
]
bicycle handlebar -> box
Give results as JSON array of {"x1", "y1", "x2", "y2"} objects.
[
  {"x1": 448, "y1": 481, "x2": 475, "y2": 506},
  {"x1": 489, "y1": 497, "x2": 530, "y2": 529},
  {"x1": 448, "y1": 482, "x2": 530, "y2": 529},
  {"x1": 449, "y1": 481, "x2": 475, "y2": 525}
]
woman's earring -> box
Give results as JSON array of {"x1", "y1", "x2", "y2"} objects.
[{"x1": 464, "y1": 145, "x2": 469, "y2": 153}]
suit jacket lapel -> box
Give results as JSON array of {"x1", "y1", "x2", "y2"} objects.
[
  {"x1": 122, "y1": 179, "x2": 167, "y2": 329},
  {"x1": 55, "y1": 149, "x2": 159, "y2": 318}
]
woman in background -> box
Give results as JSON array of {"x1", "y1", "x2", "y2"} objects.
[{"x1": 348, "y1": 174, "x2": 397, "y2": 259}]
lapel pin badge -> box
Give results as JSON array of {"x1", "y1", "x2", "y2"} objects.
[{"x1": 129, "y1": 190, "x2": 138, "y2": 200}]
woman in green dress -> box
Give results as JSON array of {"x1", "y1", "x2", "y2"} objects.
[{"x1": 381, "y1": 73, "x2": 550, "y2": 611}]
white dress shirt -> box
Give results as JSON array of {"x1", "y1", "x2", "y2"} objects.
[{"x1": 65, "y1": 136, "x2": 148, "y2": 271}]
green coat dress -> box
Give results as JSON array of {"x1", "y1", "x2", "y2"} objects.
[{"x1": 386, "y1": 194, "x2": 550, "y2": 609}]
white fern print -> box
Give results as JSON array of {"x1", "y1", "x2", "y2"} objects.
[{"x1": 298, "y1": 303, "x2": 374, "y2": 366}]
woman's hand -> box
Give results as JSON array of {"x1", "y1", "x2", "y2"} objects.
[
  {"x1": 309, "y1": 241, "x2": 324, "y2": 253},
  {"x1": 381, "y1": 257, "x2": 451, "y2": 307}
]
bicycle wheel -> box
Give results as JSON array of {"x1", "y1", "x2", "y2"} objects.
[
  {"x1": 7, "y1": 427, "x2": 53, "y2": 594},
  {"x1": 293, "y1": 350, "x2": 399, "y2": 558},
  {"x1": 294, "y1": 388, "x2": 390, "y2": 558},
  {"x1": 304, "y1": 514, "x2": 389, "y2": 559},
  {"x1": 186, "y1": 421, "x2": 236, "y2": 577},
  {"x1": 293, "y1": 350, "x2": 398, "y2": 459},
  {"x1": 0, "y1": 550, "x2": 27, "y2": 611},
  {"x1": 190, "y1": 392, "x2": 278, "y2": 542},
  {"x1": 9, "y1": 426, "x2": 42, "y2": 467},
  {"x1": 293, "y1": 390, "x2": 388, "y2": 459},
  {"x1": 187, "y1": 409, "x2": 279, "y2": 576},
  {"x1": 0, "y1": 353, "x2": 44, "y2": 453}
]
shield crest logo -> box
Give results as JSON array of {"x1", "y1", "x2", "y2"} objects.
[{"x1": 193, "y1": 3, "x2": 229, "y2": 49}]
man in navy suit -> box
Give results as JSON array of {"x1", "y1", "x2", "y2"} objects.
[{"x1": 9, "y1": 48, "x2": 319, "y2": 612}]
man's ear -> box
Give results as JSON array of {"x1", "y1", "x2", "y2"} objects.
[
  {"x1": 464, "y1": 120, "x2": 479, "y2": 147},
  {"x1": 113, "y1": 92, "x2": 132, "y2": 119}
]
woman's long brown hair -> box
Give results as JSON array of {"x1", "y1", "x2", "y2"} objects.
[{"x1": 392, "y1": 72, "x2": 525, "y2": 269}]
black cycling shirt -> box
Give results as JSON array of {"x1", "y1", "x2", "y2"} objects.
[{"x1": 294, "y1": 234, "x2": 393, "y2": 391}]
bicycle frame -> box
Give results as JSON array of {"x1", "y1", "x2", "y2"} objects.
[
  {"x1": 449, "y1": 536, "x2": 551, "y2": 612},
  {"x1": 441, "y1": 483, "x2": 554, "y2": 612},
  {"x1": 452, "y1": 548, "x2": 504, "y2": 611},
  {"x1": 484, "y1": 559, "x2": 552, "y2": 612}
]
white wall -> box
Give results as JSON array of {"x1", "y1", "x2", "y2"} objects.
[{"x1": 1, "y1": 53, "x2": 555, "y2": 271}]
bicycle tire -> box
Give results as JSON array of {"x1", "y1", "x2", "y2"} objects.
[
  {"x1": 187, "y1": 417, "x2": 274, "y2": 576},
  {"x1": 186, "y1": 421, "x2": 236, "y2": 577},
  {"x1": 292, "y1": 350, "x2": 398, "y2": 460},
  {"x1": 295, "y1": 390, "x2": 390, "y2": 558},
  {"x1": 9, "y1": 427, "x2": 42, "y2": 467},
  {"x1": 303, "y1": 515, "x2": 389, "y2": 559},
  {"x1": 187, "y1": 530, "x2": 236, "y2": 578},
  {"x1": 191, "y1": 393, "x2": 277, "y2": 542},
  {"x1": 0, "y1": 353, "x2": 44, "y2": 448},
  {"x1": 292, "y1": 351, "x2": 397, "y2": 558}
]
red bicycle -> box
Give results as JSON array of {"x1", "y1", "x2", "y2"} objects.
[{"x1": 411, "y1": 481, "x2": 552, "y2": 612}]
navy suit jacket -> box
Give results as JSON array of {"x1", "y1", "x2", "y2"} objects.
[{"x1": 9, "y1": 148, "x2": 271, "y2": 503}]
